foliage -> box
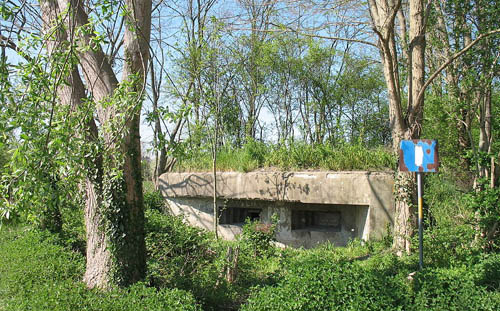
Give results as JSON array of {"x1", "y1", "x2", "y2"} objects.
[
  {"x1": 412, "y1": 267, "x2": 500, "y2": 311},
  {"x1": 266, "y1": 142, "x2": 395, "y2": 171},
  {"x1": 59, "y1": 200, "x2": 87, "y2": 254},
  {"x1": 240, "y1": 213, "x2": 278, "y2": 257},
  {"x1": 419, "y1": 224, "x2": 479, "y2": 267},
  {"x1": 0, "y1": 51, "x2": 87, "y2": 232},
  {"x1": 175, "y1": 140, "x2": 395, "y2": 172},
  {"x1": 0, "y1": 226, "x2": 200, "y2": 311},
  {"x1": 1, "y1": 0, "x2": 154, "y2": 287},
  {"x1": 242, "y1": 244, "x2": 500, "y2": 311},
  {"x1": 472, "y1": 253, "x2": 500, "y2": 290},
  {"x1": 1, "y1": 0, "x2": 499, "y2": 299},
  {"x1": 144, "y1": 189, "x2": 165, "y2": 212},
  {"x1": 0, "y1": 136, "x2": 9, "y2": 173},
  {"x1": 242, "y1": 252, "x2": 409, "y2": 311},
  {"x1": 145, "y1": 209, "x2": 238, "y2": 309},
  {"x1": 142, "y1": 159, "x2": 154, "y2": 181},
  {"x1": 144, "y1": 208, "x2": 283, "y2": 310},
  {"x1": 145, "y1": 209, "x2": 214, "y2": 290},
  {"x1": 3, "y1": 195, "x2": 500, "y2": 311},
  {"x1": 465, "y1": 179, "x2": 500, "y2": 250},
  {"x1": 418, "y1": 173, "x2": 481, "y2": 266}
]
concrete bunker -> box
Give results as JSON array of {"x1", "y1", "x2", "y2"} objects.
[{"x1": 159, "y1": 171, "x2": 394, "y2": 248}]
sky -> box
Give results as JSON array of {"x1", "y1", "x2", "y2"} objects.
[{"x1": 2, "y1": 0, "x2": 379, "y2": 154}]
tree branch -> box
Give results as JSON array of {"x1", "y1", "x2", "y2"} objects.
[
  {"x1": 0, "y1": 34, "x2": 32, "y2": 61},
  {"x1": 416, "y1": 29, "x2": 500, "y2": 107},
  {"x1": 266, "y1": 22, "x2": 378, "y2": 48}
]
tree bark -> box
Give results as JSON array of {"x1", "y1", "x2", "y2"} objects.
[
  {"x1": 368, "y1": 0, "x2": 426, "y2": 254},
  {"x1": 45, "y1": 0, "x2": 151, "y2": 288},
  {"x1": 40, "y1": 0, "x2": 83, "y2": 233}
]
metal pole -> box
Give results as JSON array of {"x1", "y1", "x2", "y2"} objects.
[{"x1": 417, "y1": 172, "x2": 423, "y2": 270}]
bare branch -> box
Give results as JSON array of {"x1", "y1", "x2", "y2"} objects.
[
  {"x1": 416, "y1": 28, "x2": 500, "y2": 107},
  {"x1": 268, "y1": 22, "x2": 378, "y2": 47}
]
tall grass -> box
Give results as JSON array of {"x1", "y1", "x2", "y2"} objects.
[{"x1": 175, "y1": 141, "x2": 396, "y2": 172}]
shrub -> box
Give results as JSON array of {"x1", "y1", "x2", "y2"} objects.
[
  {"x1": 0, "y1": 225, "x2": 201, "y2": 311},
  {"x1": 464, "y1": 180, "x2": 500, "y2": 250},
  {"x1": 59, "y1": 202, "x2": 86, "y2": 254},
  {"x1": 420, "y1": 172, "x2": 482, "y2": 267},
  {"x1": 411, "y1": 267, "x2": 500, "y2": 311},
  {"x1": 240, "y1": 214, "x2": 278, "y2": 257},
  {"x1": 473, "y1": 253, "x2": 500, "y2": 290},
  {"x1": 145, "y1": 209, "x2": 285, "y2": 310},
  {"x1": 145, "y1": 209, "x2": 236, "y2": 310},
  {"x1": 145, "y1": 209, "x2": 213, "y2": 289},
  {"x1": 144, "y1": 189, "x2": 165, "y2": 211},
  {"x1": 418, "y1": 224, "x2": 479, "y2": 267},
  {"x1": 242, "y1": 252, "x2": 408, "y2": 311}
]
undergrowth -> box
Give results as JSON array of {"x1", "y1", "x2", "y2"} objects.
[
  {"x1": 0, "y1": 226, "x2": 200, "y2": 311},
  {"x1": 2, "y1": 175, "x2": 500, "y2": 311},
  {"x1": 145, "y1": 208, "x2": 282, "y2": 310}
]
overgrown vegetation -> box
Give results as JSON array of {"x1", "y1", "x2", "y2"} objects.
[
  {"x1": 144, "y1": 206, "x2": 281, "y2": 310},
  {"x1": 0, "y1": 226, "x2": 200, "y2": 311},
  {"x1": 2, "y1": 176, "x2": 500, "y2": 310},
  {"x1": 174, "y1": 140, "x2": 396, "y2": 172},
  {"x1": 242, "y1": 248, "x2": 500, "y2": 311}
]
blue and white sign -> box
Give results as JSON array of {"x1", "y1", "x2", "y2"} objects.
[{"x1": 399, "y1": 140, "x2": 439, "y2": 173}]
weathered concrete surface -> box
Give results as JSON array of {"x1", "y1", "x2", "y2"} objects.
[
  {"x1": 159, "y1": 171, "x2": 390, "y2": 205},
  {"x1": 159, "y1": 171, "x2": 394, "y2": 247},
  {"x1": 165, "y1": 197, "x2": 368, "y2": 247}
]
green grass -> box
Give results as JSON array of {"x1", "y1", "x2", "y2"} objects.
[{"x1": 175, "y1": 141, "x2": 396, "y2": 172}]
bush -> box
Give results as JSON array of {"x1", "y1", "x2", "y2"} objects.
[
  {"x1": 412, "y1": 267, "x2": 500, "y2": 311},
  {"x1": 464, "y1": 180, "x2": 500, "y2": 250},
  {"x1": 243, "y1": 248, "x2": 500, "y2": 311},
  {"x1": 242, "y1": 252, "x2": 408, "y2": 311},
  {"x1": 473, "y1": 253, "x2": 500, "y2": 290},
  {"x1": 240, "y1": 214, "x2": 278, "y2": 257},
  {"x1": 0, "y1": 225, "x2": 201, "y2": 311},
  {"x1": 145, "y1": 209, "x2": 285, "y2": 310},
  {"x1": 420, "y1": 173, "x2": 483, "y2": 267},
  {"x1": 144, "y1": 189, "x2": 165, "y2": 211},
  {"x1": 145, "y1": 209, "x2": 237, "y2": 310},
  {"x1": 145, "y1": 209, "x2": 213, "y2": 289},
  {"x1": 419, "y1": 224, "x2": 479, "y2": 267}
]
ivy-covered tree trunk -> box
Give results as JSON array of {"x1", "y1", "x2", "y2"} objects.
[
  {"x1": 41, "y1": 0, "x2": 151, "y2": 288},
  {"x1": 368, "y1": 0, "x2": 426, "y2": 254}
]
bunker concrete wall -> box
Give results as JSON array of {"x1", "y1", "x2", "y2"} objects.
[{"x1": 159, "y1": 171, "x2": 394, "y2": 247}]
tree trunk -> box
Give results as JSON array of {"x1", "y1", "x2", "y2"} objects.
[
  {"x1": 46, "y1": 0, "x2": 151, "y2": 288},
  {"x1": 368, "y1": 0, "x2": 426, "y2": 254},
  {"x1": 40, "y1": 0, "x2": 86, "y2": 234}
]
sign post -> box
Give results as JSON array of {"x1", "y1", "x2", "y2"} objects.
[
  {"x1": 417, "y1": 171, "x2": 423, "y2": 270},
  {"x1": 399, "y1": 140, "x2": 439, "y2": 270}
]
